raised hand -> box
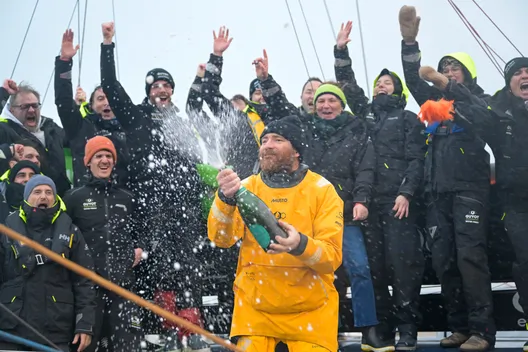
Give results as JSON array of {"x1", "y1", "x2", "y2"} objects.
[
  {"x1": 399, "y1": 5, "x2": 421, "y2": 44},
  {"x1": 196, "y1": 63, "x2": 206, "y2": 78},
  {"x1": 60, "y1": 29, "x2": 80, "y2": 60},
  {"x1": 2, "y1": 79, "x2": 18, "y2": 95},
  {"x1": 102, "y1": 22, "x2": 115, "y2": 44},
  {"x1": 336, "y1": 21, "x2": 352, "y2": 49},
  {"x1": 213, "y1": 26, "x2": 233, "y2": 56},
  {"x1": 75, "y1": 86, "x2": 87, "y2": 105},
  {"x1": 253, "y1": 49, "x2": 269, "y2": 80}
]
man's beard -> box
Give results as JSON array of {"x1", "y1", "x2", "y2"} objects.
[
  {"x1": 259, "y1": 153, "x2": 294, "y2": 174},
  {"x1": 23, "y1": 116, "x2": 40, "y2": 132}
]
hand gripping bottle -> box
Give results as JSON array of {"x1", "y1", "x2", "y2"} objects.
[{"x1": 234, "y1": 186, "x2": 289, "y2": 251}]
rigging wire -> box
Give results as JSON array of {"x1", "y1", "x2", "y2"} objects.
[
  {"x1": 355, "y1": 0, "x2": 371, "y2": 100},
  {"x1": 42, "y1": 1, "x2": 80, "y2": 107},
  {"x1": 78, "y1": 0, "x2": 89, "y2": 87},
  {"x1": 0, "y1": 302, "x2": 61, "y2": 351},
  {"x1": 322, "y1": 0, "x2": 336, "y2": 41},
  {"x1": 471, "y1": 0, "x2": 523, "y2": 57},
  {"x1": 112, "y1": 0, "x2": 121, "y2": 80},
  {"x1": 284, "y1": 0, "x2": 312, "y2": 78},
  {"x1": 449, "y1": 0, "x2": 505, "y2": 65},
  {"x1": 10, "y1": 0, "x2": 41, "y2": 79},
  {"x1": 77, "y1": 0, "x2": 81, "y2": 82},
  {"x1": 446, "y1": 0, "x2": 504, "y2": 77},
  {"x1": 297, "y1": 0, "x2": 325, "y2": 80}
]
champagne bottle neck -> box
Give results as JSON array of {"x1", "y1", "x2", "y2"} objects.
[{"x1": 235, "y1": 187, "x2": 247, "y2": 198}]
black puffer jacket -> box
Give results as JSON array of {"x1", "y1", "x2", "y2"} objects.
[
  {"x1": 301, "y1": 112, "x2": 375, "y2": 224},
  {"x1": 54, "y1": 56, "x2": 130, "y2": 187},
  {"x1": 0, "y1": 201, "x2": 95, "y2": 344}
]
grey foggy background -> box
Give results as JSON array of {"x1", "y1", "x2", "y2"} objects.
[{"x1": 0, "y1": 0, "x2": 526, "y2": 123}]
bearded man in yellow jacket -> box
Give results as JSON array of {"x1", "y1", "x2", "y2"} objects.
[{"x1": 208, "y1": 116, "x2": 344, "y2": 352}]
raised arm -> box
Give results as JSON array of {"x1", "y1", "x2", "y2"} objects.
[
  {"x1": 254, "y1": 49, "x2": 299, "y2": 119},
  {"x1": 186, "y1": 63, "x2": 207, "y2": 116},
  {"x1": 100, "y1": 22, "x2": 145, "y2": 129},
  {"x1": 54, "y1": 29, "x2": 85, "y2": 140},
  {"x1": 399, "y1": 6, "x2": 442, "y2": 106},
  {"x1": 334, "y1": 21, "x2": 370, "y2": 116},
  {"x1": 201, "y1": 26, "x2": 234, "y2": 116},
  {"x1": 0, "y1": 80, "x2": 17, "y2": 112}
]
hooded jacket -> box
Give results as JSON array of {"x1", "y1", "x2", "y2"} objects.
[
  {"x1": 0, "y1": 104, "x2": 71, "y2": 196},
  {"x1": 208, "y1": 165, "x2": 343, "y2": 352},
  {"x1": 401, "y1": 41, "x2": 491, "y2": 193},
  {"x1": 54, "y1": 56, "x2": 130, "y2": 187},
  {"x1": 335, "y1": 45, "x2": 426, "y2": 202},
  {"x1": 0, "y1": 198, "x2": 95, "y2": 343}
]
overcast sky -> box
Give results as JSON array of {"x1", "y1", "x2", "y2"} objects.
[{"x1": 1, "y1": 0, "x2": 526, "y2": 124}]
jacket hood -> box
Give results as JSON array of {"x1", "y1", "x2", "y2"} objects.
[
  {"x1": 438, "y1": 52, "x2": 477, "y2": 84},
  {"x1": 1, "y1": 101, "x2": 25, "y2": 128},
  {"x1": 373, "y1": 69, "x2": 410, "y2": 102},
  {"x1": 19, "y1": 195, "x2": 67, "y2": 230},
  {"x1": 1, "y1": 101, "x2": 46, "y2": 131}
]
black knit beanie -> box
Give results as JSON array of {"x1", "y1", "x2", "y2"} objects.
[
  {"x1": 504, "y1": 57, "x2": 528, "y2": 86},
  {"x1": 8, "y1": 161, "x2": 40, "y2": 183},
  {"x1": 260, "y1": 116, "x2": 306, "y2": 158},
  {"x1": 145, "y1": 68, "x2": 175, "y2": 96}
]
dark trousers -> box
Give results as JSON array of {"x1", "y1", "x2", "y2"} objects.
[
  {"x1": 503, "y1": 206, "x2": 528, "y2": 315},
  {"x1": 425, "y1": 190, "x2": 495, "y2": 341},
  {"x1": 83, "y1": 288, "x2": 142, "y2": 352},
  {"x1": 0, "y1": 341, "x2": 69, "y2": 351},
  {"x1": 364, "y1": 201, "x2": 424, "y2": 330}
]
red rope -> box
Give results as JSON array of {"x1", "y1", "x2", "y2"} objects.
[
  {"x1": 449, "y1": 0, "x2": 506, "y2": 64},
  {"x1": 471, "y1": 0, "x2": 523, "y2": 57},
  {"x1": 446, "y1": 0, "x2": 504, "y2": 77}
]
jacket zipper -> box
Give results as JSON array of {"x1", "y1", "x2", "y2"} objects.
[{"x1": 104, "y1": 198, "x2": 110, "y2": 273}]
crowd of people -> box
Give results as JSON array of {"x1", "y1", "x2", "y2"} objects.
[{"x1": 0, "y1": 4, "x2": 527, "y2": 352}]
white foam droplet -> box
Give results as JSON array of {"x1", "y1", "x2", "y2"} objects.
[
  {"x1": 146, "y1": 75, "x2": 154, "y2": 84},
  {"x1": 174, "y1": 262, "x2": 181, "y2": 270}
]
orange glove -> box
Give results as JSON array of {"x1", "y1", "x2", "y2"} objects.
[{"x1": 418, "y1": 99, "x2": 455, "y2": 124}]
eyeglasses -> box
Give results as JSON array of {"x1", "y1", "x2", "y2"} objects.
[{"x1": 12, "y1": 103, "x2": 42, "y2": 110}]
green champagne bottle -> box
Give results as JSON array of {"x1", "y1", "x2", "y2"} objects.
[{"x1": 234, "y1": 186, "x2": 289, "y2": 251}]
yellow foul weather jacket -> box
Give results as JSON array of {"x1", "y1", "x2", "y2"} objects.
[{"x1": 207, "y1": 169, "x2": 344, "y2": 351}]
